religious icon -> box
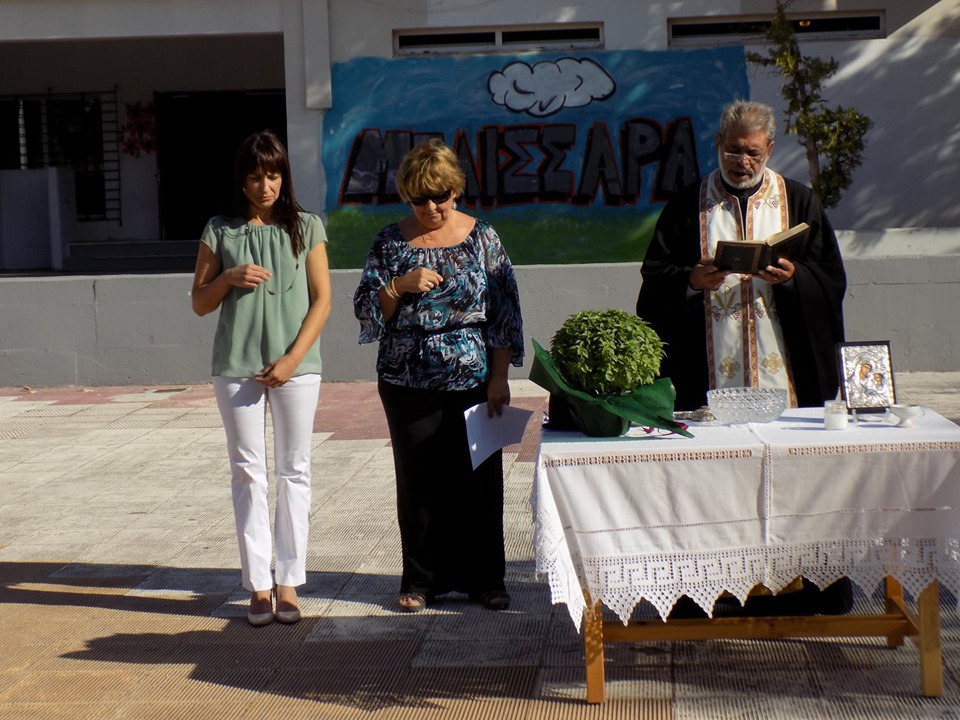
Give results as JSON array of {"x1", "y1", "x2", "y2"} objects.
[{"x1": 836, "y1": 341, "x2": 896, "y2": 412}]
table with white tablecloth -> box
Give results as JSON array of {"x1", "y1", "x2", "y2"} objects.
[{"x1": 533, "y1": 407, "x2": 960, "y2": 703}]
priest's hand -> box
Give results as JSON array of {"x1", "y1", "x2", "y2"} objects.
[
  {"x1": 757, "y1": 257, "x2": 795, "y2": 285},
  {"x1": 689, "y1": 257, "x2": 729, "y2": 292}
]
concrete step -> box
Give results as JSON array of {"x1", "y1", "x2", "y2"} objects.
[
  {"x1": 62, "y1": 255, "x2": 195, "y2": 273},
  {"x1": 63, "y1": 240, "x2": 197, "y2": 273}
]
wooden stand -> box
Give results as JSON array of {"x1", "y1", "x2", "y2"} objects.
[{"x1": 582, "y1": 577, "x2": 942, "y2": 704}]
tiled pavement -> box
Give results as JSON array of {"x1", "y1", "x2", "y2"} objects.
[{"x1": 1, "y1": 373, "x2": 960, "y2": 720}]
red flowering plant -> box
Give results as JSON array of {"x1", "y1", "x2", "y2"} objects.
[{"x1": 118, "y1": 101, "x2": 157, "y2": 158}]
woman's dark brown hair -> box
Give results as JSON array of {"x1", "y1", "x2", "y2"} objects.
[{"x1": 232, "y1": 130, "x2": 305, "y2": 257}]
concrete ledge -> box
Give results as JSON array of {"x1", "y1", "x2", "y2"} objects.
[
  {"x1": 837, "y1": 227, "x2": 960, "y2": 258},
  {"x1": 2, "y1": 229, "x2": 958, "y2": 386}
]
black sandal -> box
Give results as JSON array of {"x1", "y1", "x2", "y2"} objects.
[
  {"x1": 474, "y1": 590, "x2": 510, "y2": 611},
  {"x1": 398, "y1": 592, "x2": 427, "y2": 613}
]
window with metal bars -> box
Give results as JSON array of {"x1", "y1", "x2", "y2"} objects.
[
  {"x1": 395, "y1": 23, "x2": 603, "y2": 55},
  {"x1": 0, "y1": 89, "x2": 121, "y2": 222},
  {"x1": 668, "y1": 12, "x2": 884, "y2": 47}
]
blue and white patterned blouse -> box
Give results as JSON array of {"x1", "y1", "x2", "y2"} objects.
[{"x1": 354, "y1": 218, "x2": 524, "y2": 391}]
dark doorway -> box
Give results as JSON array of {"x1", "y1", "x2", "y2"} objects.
[{"x1": 155, "y1": 90, "x2": 287, "y2": 241}]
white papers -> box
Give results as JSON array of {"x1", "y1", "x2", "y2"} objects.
[{"x1": 464, "y1": 403, "x2": 535, "y2": 470}]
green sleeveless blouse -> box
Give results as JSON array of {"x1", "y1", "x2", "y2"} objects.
[{"x1": 200, "y1": 212, "x2": 327, "y2": 378}]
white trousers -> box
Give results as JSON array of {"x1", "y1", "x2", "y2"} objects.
[{"x1": 213, "y1": 374, "x2": 321, "y2": 592}]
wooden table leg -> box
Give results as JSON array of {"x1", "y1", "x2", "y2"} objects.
[
  {"x1": 917, "y1": 580, "x2": 943, "y2": 697},
  {"x1": 583, "y1": 593, "x2": 605, "y2": 704},
  {"x1": 884, "y1": 576, "x2": 906, "y2": 647}
]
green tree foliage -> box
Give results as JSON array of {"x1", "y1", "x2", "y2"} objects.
[{"x1": 746, "y1": 0, "x2": 873, "y2": 208}]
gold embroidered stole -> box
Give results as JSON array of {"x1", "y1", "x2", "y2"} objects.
[{"x1": 700, "y1": 169, "x2": 797, "y2": 405}]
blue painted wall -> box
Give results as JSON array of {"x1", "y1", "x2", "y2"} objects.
[{"x1": 322, "y1": 47, "x2": 748, "y2": 268}]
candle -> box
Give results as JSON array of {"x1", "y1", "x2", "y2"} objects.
[{"x1": 824, "y1": 400, "x2": 849, "y2": 430}]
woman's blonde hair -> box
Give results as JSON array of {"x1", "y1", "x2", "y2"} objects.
[{"x1": 395, "y1": 138, "x2": 466, "y2": 203}]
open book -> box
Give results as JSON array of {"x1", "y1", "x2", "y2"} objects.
[{"x1": 713, "y1": 222, "x2": 810, "y2": 274}]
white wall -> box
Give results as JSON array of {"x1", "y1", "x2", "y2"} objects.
[
  {"x1": 750, "y1": 33, "x2": 960, "y2": 231},
  {"x1": 0, "y1": 0, "x2": 283, "y2": 39}
]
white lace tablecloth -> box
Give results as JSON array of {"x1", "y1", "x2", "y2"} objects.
[{"x1": 533, "y1": 408, "x2": 960, "y2": 628}]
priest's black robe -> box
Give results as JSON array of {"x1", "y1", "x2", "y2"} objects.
[{"x1": 636, "y1": 174, "x2": 847, "y2": 411}]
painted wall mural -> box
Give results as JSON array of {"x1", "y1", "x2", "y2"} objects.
[{"x1": 322, "y1": 47, "x2": 748, "y2": 268}]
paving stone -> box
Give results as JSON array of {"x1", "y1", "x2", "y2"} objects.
[{"x1": 1, "y1": 377, "x2": 959, "y2": 718}]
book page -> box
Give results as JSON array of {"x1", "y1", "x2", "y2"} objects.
[
  {"x1": 765, "y1": 222, "x2": 809, "y2": 247},
  {"x1": 714, "y1": 223, "x2": 810, "y2": 273}
]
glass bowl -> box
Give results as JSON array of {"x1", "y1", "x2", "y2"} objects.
[
  {"x1": 890, "y1": 403, "x2": 924, "y2": 427},
  {"x1": 707, "y1": 387, "x2": 788, "y2": 424}
]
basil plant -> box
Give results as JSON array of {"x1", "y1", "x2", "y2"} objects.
[{"x1": 550, "y1": 308, "x2": 665, "y2": 396}]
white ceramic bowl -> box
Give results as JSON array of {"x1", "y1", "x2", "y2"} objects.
[{"x1": 707, "y1": 387, "x2": 789, "y2": 425}]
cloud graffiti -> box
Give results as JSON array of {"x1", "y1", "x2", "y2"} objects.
[{"x1": 488, "y1": 57, "x2": 616, "y2": 117}]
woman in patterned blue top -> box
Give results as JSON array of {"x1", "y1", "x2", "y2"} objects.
[{"x1": 354, "y1": 139, "x2": 524, "y2": 613}]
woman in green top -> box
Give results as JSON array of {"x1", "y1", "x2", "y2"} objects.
[{"x1": 191, "y1": 130, "x2": 332, "y2": 626}]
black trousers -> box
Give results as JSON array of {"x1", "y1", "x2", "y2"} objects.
[{"x1": 378, "y1": 379, "x2": 506, "y2": 598}]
